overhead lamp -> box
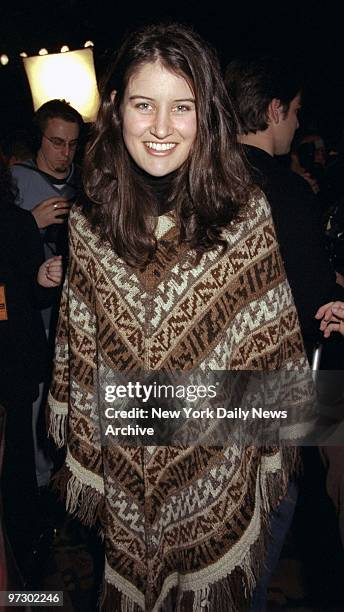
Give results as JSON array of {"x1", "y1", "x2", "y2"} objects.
[
  {"x1": 60, "y1": 45, "x2": 70, "y2": 53},
  {"x1": 0, "y1": 54, "x2": 9, "y2": 66},
  {"x1": 38, "y1": 48, "x2": 48, "y2": 56},
  {"x1": 20, "y1": 52, "x2": 28, "y2": 58},
  {"x1": 84, "y1": 40, "x2": 94, "y2": 48},
  {"x1": 23, "y1": 47, "x2": 100, "y2": 122}
]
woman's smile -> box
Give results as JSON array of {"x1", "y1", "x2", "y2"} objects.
[{"x1": 143, "y1": 141, "x2": 177, "y2": 154}]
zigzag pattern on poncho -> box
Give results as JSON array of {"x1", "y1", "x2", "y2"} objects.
[{"x1": 48, "y1": 196, "x2": 310, "y2": 611}]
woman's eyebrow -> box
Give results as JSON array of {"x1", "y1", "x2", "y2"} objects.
[
  {"x1": 128, "y1": 95, "x2": 195, "y2": 103},
  {"x1": 129, "y1": 95, "x2": 154, "y2": 101}
]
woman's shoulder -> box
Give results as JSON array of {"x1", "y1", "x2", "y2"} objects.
[
  {"x1": 69, "y1": 203, "x2": 93, "y2": 236},
  {"x1": 243, "y1": 191, "x2": 273, "y2": 225},
  {"x1": 68, "y1": 204, "x2": 111, "y2": 267},
  {"x1": 68, "y1": 203, "x2": 101, "y2": 254},
  {"x1": 222, "y1": 191, "x2": 274, "y2": 242}
]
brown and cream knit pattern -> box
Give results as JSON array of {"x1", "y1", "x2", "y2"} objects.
[{"x1": 49, "y1": 197, "x2": 309, "y2": 611}]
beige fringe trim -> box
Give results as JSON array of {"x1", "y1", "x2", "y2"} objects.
[
  {"x1": 47, "y1": 392, "x2": 68, "y2": 447},
  {"x1": 192, "y1": 586, "x2": 210, "y2": 611},
  {"x1": 119, "y1": 594, "x2": 138, "y2": 612},
  {"x1": 104, "y1": 560, "x2": 145, "y2": 610},
  {"x1": 66, "y1": 448, "x2": 104, "y2": 494},
  {"x1": 52, "y1": 449, "x2": 104, "y2": 527},
  {"x1": 65, "y1": 471, "x2": 104, "y2": 525}
]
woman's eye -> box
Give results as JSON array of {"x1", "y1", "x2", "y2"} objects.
[
  {"x1": 173, "y1": 104, "x2": 190, "y2": 113},
  {"x1": 136, "y1": 102, "x2": 152, "y2": 111}
]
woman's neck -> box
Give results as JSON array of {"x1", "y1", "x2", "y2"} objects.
[{"x1": 130, "y1": 160, "x2": 177, "y2": 215}]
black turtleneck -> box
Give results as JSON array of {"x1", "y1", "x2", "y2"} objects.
[{"x1": 130, "y1": 159, "x2": 177, "y2": 216}]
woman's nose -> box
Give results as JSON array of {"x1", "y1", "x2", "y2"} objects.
[{"x1": 150, "y1": 108, "x2": 173, "y2": 139}]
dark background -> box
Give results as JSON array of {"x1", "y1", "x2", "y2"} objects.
[{"x1": 1, "y1": 1, "x2": 343, "y2": 147}]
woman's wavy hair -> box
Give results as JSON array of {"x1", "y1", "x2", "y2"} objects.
[{"x1": 82, "y1": 23, "x2": 255, "y2": 268}]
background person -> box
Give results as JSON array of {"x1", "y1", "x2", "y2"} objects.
[
  {"x1": 10, "y1": 99, "x2": 84, "y2": 492},
  {"x1": 225, "y1": 55, "x2": 344, "y2": 604},
  {"x1": 224, "y1": 56, "x2": 341, "y2": 363},
  {"x1": 0, "y1": 155, "x2": 62, "y2": 582},
  {"x1": 11, "y1": 99, "x2": 83, "y2": 246},
  {"x1": 316, "y1": 301, "x2": 344, "y2": 555}
]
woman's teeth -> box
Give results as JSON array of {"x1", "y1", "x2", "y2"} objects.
[{"x1": 145, "y1": 142, "x2": 176, "y2": 151}]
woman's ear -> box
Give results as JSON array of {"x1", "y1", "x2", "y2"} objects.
[{"x1": 110, "y1": 90, "x2": 117, "y2": 103}]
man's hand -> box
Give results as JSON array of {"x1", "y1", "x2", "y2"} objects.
[
  {"x1": 37, "y1": 255, "x2": 63, "y2": 288},
  {"x1": 31, "y1": 196, "x2": 71, "y2": 229},
  {"x1": 315, "y1": 301, "x2": 344, "y2": 337},
  {"x1": 336, "y1": 271, "x2": 344, "y2": 288}
]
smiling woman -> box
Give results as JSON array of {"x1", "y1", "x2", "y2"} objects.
[
  {"x1": 121, "y1": 62, "x2": 197, "y2": 177},
  {"x1": 80, "y1": 22, "x2": 254, "y2": 268},
  {"x1": 47, "y1": 22, "x2": 311, "y2": 612}
]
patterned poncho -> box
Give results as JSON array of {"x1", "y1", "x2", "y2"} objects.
[{"x1": 48, "y1": 196, "x2": 309, "y2": 611}]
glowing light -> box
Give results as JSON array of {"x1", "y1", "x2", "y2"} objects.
[
  {"x1": 0, "y1": 54, "x2": 9, "y2": 66},
  {"x1": 60, "y1": 45, "x2": 70, "y2": 53},
  {"x1": 23, "y1": 48, "x2": 100, "y2": 122},
  {"x1": 20, "y1": 52, "x2": 28, "y2": 58},
  {"x1": 38, "y1": 48, "x2": 48, "y2": 56},
  {"x1": 84, "y1": 40, "x2": 94, "y2": 48}
]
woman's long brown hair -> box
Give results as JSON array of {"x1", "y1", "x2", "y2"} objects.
[{"x1": 81, "y1": 23, "x2": 255, "y2": 268}]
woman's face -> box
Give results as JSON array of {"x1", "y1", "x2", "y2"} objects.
[{"x1": 121, "y1": 61, "x2": 197, "y2": 176}]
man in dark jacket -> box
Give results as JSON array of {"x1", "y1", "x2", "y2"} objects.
[{"x1": 225, "y1": 56, "x2": 342, "y2": 362}]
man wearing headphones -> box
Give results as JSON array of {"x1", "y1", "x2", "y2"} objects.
[
  {"x1": 10, "y1": 100, "x2": 83, "y2": 495},
  {"x1": 11, "y1": 99, "x2": 83, "y2": 259}
]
